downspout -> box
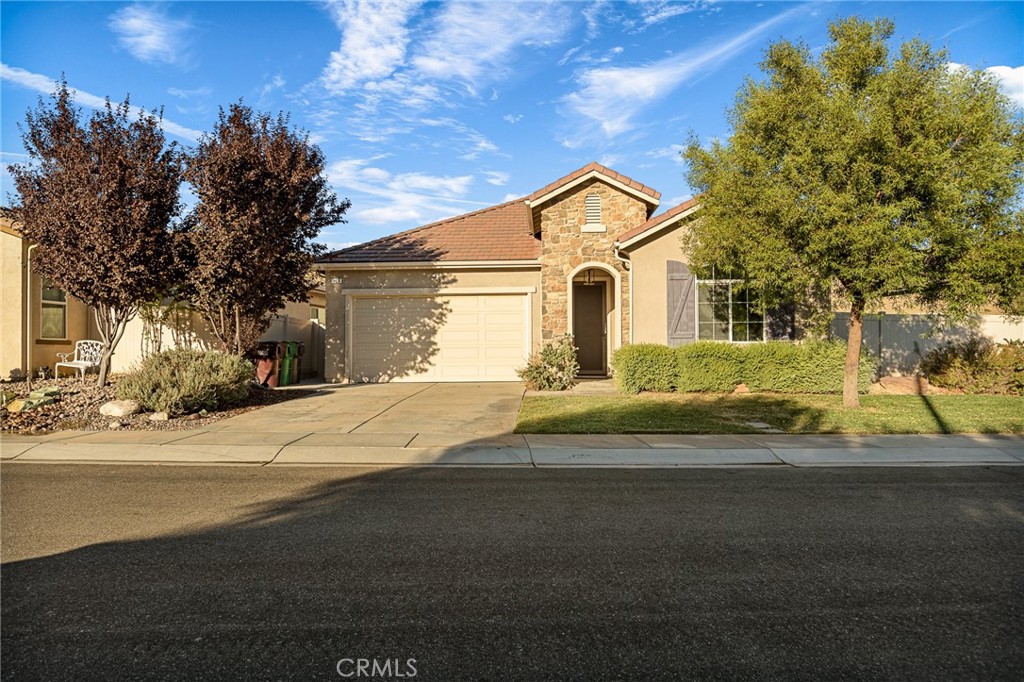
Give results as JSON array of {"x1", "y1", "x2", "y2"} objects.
[
  {"x1": 25, "y1": 244, "x2": 38, "y2": 390},
  {"x1": 613, "y1": 245, "x2": 633, "y2": 345}
]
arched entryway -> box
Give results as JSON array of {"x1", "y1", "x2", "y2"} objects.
[{"x1": 567, "y1": 263, "x2": 620, "y2": 376}]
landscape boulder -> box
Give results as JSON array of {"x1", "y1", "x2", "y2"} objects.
[{"x1": 99, "y1": 400, "x2": 141, "y2": 417}]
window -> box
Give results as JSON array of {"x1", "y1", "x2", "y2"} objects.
[
  {"x1": 582, "y1": 193, "x2": 605, "y2": 232},
  {"x1": 40, "y1": 280, "x2": 67, "y2": 340},
  {"x1": 310, "y1": 306, "x2": 326, "y2": 326},
  {"x1": 696, "y1": 280, "x2": 764, "y2": 342}
]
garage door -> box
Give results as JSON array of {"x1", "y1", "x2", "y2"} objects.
[{"x1": 350, "y1": 293, "x2": 529, "y2": 382}]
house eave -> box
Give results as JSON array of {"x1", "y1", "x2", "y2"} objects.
[
  {"x1": 525, "y1": 170, "x2": 660, "y2": 210},
  {"x1": 317, "y1": 259, "x2": 542, "y2": 271},
  {"x1": 615, "y1": 203, "x2": 702, "y2": 251}
]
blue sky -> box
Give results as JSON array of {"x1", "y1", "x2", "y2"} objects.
[{"x1": 2, "y1": 1, "x2": 1022, "y2": 251}]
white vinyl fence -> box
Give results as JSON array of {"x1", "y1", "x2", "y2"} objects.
[{"x1": 830, "y1": 313, "x2": 1024, "y2": 376}]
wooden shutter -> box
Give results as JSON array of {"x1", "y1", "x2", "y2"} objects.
[{"x1": 667, "y1": 261, "x2": 696, "y2": 346}]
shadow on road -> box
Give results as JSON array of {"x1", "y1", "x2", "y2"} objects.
[{"x1": 3, "y1": 464, "x2": 1024, "y2": 681}]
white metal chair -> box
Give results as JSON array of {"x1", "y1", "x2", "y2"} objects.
[{"x1": 55, "y1": 340, "x2": 103, "y2": 381}]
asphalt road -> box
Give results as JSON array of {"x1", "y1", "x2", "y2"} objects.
[{"x1": 2, "y1": 464, "x2": 1022, "y2": 681}]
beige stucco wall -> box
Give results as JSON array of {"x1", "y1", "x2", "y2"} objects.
[
  {"x1": 2, "y1": 227, "x2": 90, "y2": 380},
  {"x1": 626, "y1": 222, "x2": 692, "y2": 344},
  {"x1": 535, "y1": 179, "x2": 648, "y2": 353},
  {"x1": 321, "y1": 267, "x2": 542, "y2": 383}
]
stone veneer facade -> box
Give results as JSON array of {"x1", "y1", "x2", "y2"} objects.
[{"x1": 535, "y1": 178, "x2": 649, "y2": 345}]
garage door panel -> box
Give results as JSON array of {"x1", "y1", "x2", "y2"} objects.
[{"x1": 351, "y1": 294, "x2": 528, "y2": 382}]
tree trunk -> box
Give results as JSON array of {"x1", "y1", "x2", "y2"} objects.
[
  {"x1": 234, "y1": 306, "x2": 241, "y2": 355},
  {"x1": 843, "y1": 299, "x2": 865, "y2": 409},
  {"x1": 94, "y1": 305, "x2": 134, "y2": 387}
]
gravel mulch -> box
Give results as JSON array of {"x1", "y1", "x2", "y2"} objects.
[{"x1": 0, "y1": 376, "x2": 316, "y2": 436}]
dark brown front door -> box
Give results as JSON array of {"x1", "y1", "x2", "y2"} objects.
[{"x1": 573, "y1": 283, "x2": 606, "y2": 374}]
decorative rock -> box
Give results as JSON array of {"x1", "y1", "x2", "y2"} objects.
[
  {"x1": 149, "y1": 411, "x2": 170, "y2": 422},
  {"x1": 6, "y1": 397, "x2": 54, "y2": 412},
  {"x1": 99, "y1": 400, "x2": 141, "y2": 417},
  {"x1": 185, "y1": 413, "x2": 201, "y2": 421},
  {"x1": 733, "y1": 383, "x2": 751, "y2": 395},
  {"x1": 108, "y1": 421, "x2": 123, "y2": 429}
]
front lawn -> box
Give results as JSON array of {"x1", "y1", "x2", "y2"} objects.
[{"x1": 515, "y1": 393, "x2": 1024, "y2": 435}]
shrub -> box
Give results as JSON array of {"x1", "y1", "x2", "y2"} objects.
[
  {"x1": 743, "y1": 341, "x2": 876, "y2": 394},
  {"x1": 116, "y1": 349, "x2": 254, "y2": 415},
  {"x1": 611, "y1": 344, "x2": 677, "y2": 393},
  {"x1": 517, "y1": 335, "x2": 579, "y2": 391},
  {"x1": 922, "y1": 338, "x2": 1024, "y2": 395},
  {"x1": 675, "y1": 342, "x2": 746, "y2": 392}
]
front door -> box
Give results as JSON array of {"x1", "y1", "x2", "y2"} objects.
[{"x1": 573, "y1": 283, "x2": 606, "y2": 375}]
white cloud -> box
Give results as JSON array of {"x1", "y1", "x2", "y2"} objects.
[
  {"x1": 109, "y1": 4, "x2": 194, "y2": 67},
  {"x1": 411, "y1": 2, "x2": 572, "y2": 96},
  {"x1": 986, "y1": 65, "x2": 1024, "y2": 106},
  {"x1": 647, "y1": 144, "x2": 687, "y2": 163},
  {"x1": 420, "y1": 117, "x2": 498, "y2": 159},
  {"x1": 327, "y1": 156, "x2": 484, "y2": 226},
  {"x1": 0, "y1": 62, "x2": 203, "y2": 141},
  {"x1": 502, "y1": 192, "x2": 523, "y2": 203},
  {"x1": 631, "y1": 0, "x2": 716, "y2": 27},
  {"x1": 167, "y1": 86, "x2": 212, "y2": 99},
  {"x1": 321, "y1": 0, "x2": 424, "y2": 95},
  {"x1": 503, "y1": 114, "x2": 523, "y2": 124},
  {"x1": 563, "y1": 5, "x2": 804, "y2": 139},
  {"x1": 483, "y1": 171, "x2": 510, "y2": 186}
]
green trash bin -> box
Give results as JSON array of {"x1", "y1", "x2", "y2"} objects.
[{"x1": 280, "y1": 342, "x2": 299, "y2": 386}]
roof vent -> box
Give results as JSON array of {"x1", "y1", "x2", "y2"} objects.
[{"x1": 583, "y1": 193, "x2": 605, "y2": 233}]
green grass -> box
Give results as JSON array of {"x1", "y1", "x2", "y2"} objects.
[{"x1": 515, "y1": 393, "x2": 1024, "y2": 435}]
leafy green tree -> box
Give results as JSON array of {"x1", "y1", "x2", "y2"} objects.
[
  {"x1": 183, "y1": 102, "x2": 349, "y2": 354},
  {"x1": 684, "y1": 17, "x2": 1024, "y2": 407},
  {"x1": 7, "y1": 82, "x2": 182, "y2": 386}
]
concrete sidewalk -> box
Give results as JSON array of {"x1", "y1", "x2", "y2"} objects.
[{"x1": 2, "y1": 430, "x2": 1022, "y2": 467}]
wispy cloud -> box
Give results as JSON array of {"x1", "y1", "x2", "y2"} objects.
[
  {"x1": 109, "y1": 4, "x2": 195, "y2": 67},
  {"x1": 503, "y1": 114, "x2": 523, "y2": 124},
  {"x1": 327, "y1": 156, "x2": 484, "y2": 225},
  {"x1": 1, "y1": 62, "x2": 203, "y2": 141},
  {"x1": 411, "y1": 2, "x2": 572, "y2": 96},
  {"x1": 483, "y1": 170, "x2": 509, "y2": 186},
  {"x1": 630, "y1": 0, "x2": 718, "y2": 27},
  {"x1": 321, "y1": 0, "x2": 424, "y2": 95},
  {"x1": 419, "y1": 117, "x2": 498, "y2": 159},
  {"x1": 562, "y1": 5, "x2": 805, "y2": 140}
]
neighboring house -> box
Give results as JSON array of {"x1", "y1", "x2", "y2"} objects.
[
  {"x1": 1, "y1": 217, "x2": 327, "y2": 380},
  {"x1": 317, "y1": 162, "x2": 1023, "y2": 383}
]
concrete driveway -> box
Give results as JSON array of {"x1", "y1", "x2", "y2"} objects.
[{"x1": 204, "y1": 382, "x2": 526, "y2": 448}]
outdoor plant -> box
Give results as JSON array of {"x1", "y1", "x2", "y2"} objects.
[
  {"x1": 922, "y1": 338, "x2": 1024, "y2": 395},
  {"x1": 611, "y1": 341, "x2": 877, "y2": 395},
  {"x1": 611, "y1": 344, "x2": 677, "y2": 393},
  {"x1": 517, "y1": 335, "x2": 579, "y2": 391},
  {"x1": 676, "y1": 342, "x2": 746, "y2": 392},
  {"x1": 116, "y1": 349, "x2": 253, "y2": 416}
]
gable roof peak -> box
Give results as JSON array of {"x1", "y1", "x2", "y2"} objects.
[{"x1": 525, "y1": 162, "x2": 661, "y2": 208}]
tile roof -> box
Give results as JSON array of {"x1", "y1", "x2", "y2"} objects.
[
  {"x1": 526, "y1": 161, "x2": 661, "y2": 204},
  {"x1": 616, "y1": 196, "x2": 701, "y2": 246},
  {"x1": 318, "y1": 199, "x2": 540, "y2": 263}
]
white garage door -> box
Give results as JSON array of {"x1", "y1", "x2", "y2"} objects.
[{"x1": 350, "y1": 293, "x2": 529, "y2": 382}]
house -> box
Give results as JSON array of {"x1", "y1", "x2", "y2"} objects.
[
  {"x1": 0, "y1": 217, "x2": 327, "y2": 380},
  {"x1": 318, "y1": 163, "x2": 715, "y2": 383},
  {"x1": 318, "y1": 162, "x2": 1024, "y2": 383}
]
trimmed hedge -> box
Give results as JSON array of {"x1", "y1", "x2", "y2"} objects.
[
  {"x1": 676, "y1": 342, "x2": 746, "y2": 392},
  {"x1": 116, "y1": 349, "x2": 254, "y2": 416},
  {"x1": 611, "y1": 341, "x2": 877, "y2": 395},
  {"x1": 611, "y1": 344, "x2": 677, "y2": 393}
]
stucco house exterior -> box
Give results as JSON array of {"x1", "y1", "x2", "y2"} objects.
[
  {"x1": 1, "y1": 217, "x2": 327, "y2": 380},
  {"x1": 318, "y1": 162, "x2": 1024, "y2": 383},
  {"x1": 318, "y1": 163, "x2": 718, "y2": 383}
]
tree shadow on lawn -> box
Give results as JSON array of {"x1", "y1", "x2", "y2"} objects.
[
  {"x1": 516, "y1": 392, "x2": 1024, "y2": 435},
  {"x1": 515, "y1": 393, "x2": 832, "y2": 434}
]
